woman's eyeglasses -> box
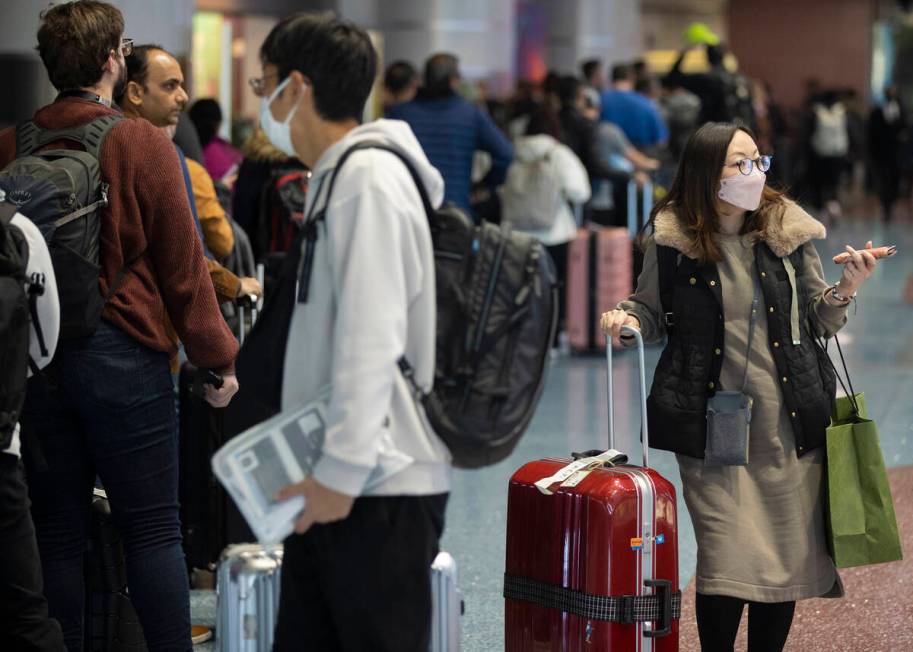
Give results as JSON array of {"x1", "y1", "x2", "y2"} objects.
[
  {"x1": 730, "y1": 155, "x2": 772, "y2": 176},
  {"x1": 121, "y1": 38, "x2": 133, "y2": 57}
]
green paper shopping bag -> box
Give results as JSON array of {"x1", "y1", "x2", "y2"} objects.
[{"x1": 823, "y1": 351, "x2": 903, "y2": 568}]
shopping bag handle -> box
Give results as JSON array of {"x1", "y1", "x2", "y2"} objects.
[
  {"x1": 606, "y1": 326, "x2": 650, "y2": 468},
  {"x1": 806, "y1": 319, "x2": 860, "y2": 417}
]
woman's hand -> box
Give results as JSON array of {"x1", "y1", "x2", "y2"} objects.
[
  {"x1": 600, "y1": 310, "x2": 641, "y2": 347},
  {"x1": 837, "y1": 240, "x2": 878, "y2": 297}
]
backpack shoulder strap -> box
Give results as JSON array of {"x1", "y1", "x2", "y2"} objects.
[
  {"x1": 307, "y1": 140, "x2": 434, "y2": 225},
  {"x1": 296, "y1": 140, "x2": 433, "y2": 304},
  {"x1": 655, "y1": 244, "x2": 679, "y2": 333},
  {"x1": 15, "y1": 115, "x2": 122, "y2": 159},
  {"x1": 297, "y1": 141, "x2": 436, "y2": 397}
]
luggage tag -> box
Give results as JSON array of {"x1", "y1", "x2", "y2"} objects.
[{"x1": 534, "y1": 449, "x2": 626, "y2": 495}]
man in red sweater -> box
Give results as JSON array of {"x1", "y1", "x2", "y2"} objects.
[{"x1": 0, "y1": 2, "x2": 239, "y2": 650}]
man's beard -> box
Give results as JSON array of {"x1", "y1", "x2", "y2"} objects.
[{"x1": 113, "y1": 59, "x2": 128, "y2": 105}]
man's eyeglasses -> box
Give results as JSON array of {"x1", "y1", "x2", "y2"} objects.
[
  {"x1": 249, "y1": 73, "x2": 280, "y2": 97},
  {"x1": 120, "y1": 38, "x2": 134, "y2": 57},
  {"x1": 729, "y1": 155, "x2": 772, "y2": 176}
]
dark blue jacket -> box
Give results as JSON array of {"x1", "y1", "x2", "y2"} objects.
[{"x1": 388, "y1": 93, "x2": 513, "y2": 214}]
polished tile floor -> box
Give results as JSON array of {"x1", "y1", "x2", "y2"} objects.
[{"x1": 191, "y1": 214, "x2": 913, "y2": 650}]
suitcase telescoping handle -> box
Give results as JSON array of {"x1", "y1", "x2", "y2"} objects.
[
  {"x1": 255, "y1": 262, "x2": 265, "y2": 314},
  {"x1": 190, "y1": 369, "x2": 224, "y2": 399},
  {"x1": 605, "y1": 326, "x2": 650, "y2": 468},
  {"x1": 236, "y1": 293, "x2": 259, "y2": 346},
  {"x1": 627, "y1": 178, "x2": 653, "y2": 238}
]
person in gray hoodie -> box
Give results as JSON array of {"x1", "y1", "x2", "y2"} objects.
[{"x1": 253, "y1": 13, "x2": 450, "y2": 651}]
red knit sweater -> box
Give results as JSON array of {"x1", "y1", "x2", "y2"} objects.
[{"x1": 0, "y1": 98, "x2": 238, "y2": 372}]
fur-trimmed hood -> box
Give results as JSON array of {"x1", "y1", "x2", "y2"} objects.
[
  {"x1": 653, "y1": 199, "x2": 826, "y2": 259},
  {"x1": 241, "y1": 128, "x2": 294, "y2": 164}
]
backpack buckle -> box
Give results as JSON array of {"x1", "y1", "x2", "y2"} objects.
[
  {"x1": 664, "y1": 312, "x2": 675, "y2": 327},
  {"x1": 99, "y1": 182, "x2": 110, "y2": 207},
  {"x1": 29, "y1": 273, "x2": 46, "y2": 296}
]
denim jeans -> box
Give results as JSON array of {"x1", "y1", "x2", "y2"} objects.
[{"x1": 20, "y1": 321, "x2": 191, "y2": 651}]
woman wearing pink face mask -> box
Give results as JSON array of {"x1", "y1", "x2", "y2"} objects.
[{"x1": 600, "y1": 123, "x2": 878, "y2": 651}]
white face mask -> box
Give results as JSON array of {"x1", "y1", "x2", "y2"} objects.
[{"x1": 260, "y1": 76, "x2": 303, "y2": 157}]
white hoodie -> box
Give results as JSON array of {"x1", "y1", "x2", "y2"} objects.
[{"x1": 281, "y1": 119, "x2": 451, "y2": 497}]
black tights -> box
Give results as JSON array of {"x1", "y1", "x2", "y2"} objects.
[{"x1": 696, "y1": 593, "x2": 796, "y2": 652}]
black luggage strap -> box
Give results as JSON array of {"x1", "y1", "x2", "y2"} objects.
[{"x1": 503, "y1": 574, "x2": 681, "y2": 625}]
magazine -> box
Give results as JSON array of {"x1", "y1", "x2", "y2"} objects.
[{"x1": 212, "y1": 392, "x2": 412, "y2": 543}]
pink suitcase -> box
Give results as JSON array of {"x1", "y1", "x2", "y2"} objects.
[{"x1": 567, "y1": 227, "x2": 633, "y2": 352}]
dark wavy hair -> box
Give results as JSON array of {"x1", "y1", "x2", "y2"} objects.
[
  {"x1": 37, "y1": 0, "x2": 124, "y2": 91},
  {"x1": 648, "y1": 122, "x2": 784, "y2": 264}
]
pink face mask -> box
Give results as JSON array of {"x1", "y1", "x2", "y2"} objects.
[{"x1": 718, "y1": 168, "x2": 766, "y2": 211}]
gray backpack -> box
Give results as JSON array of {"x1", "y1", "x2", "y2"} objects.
[
  {"x1": 500, "y1": 147, "x2": 565, "y2": 232},
  {"x1": 0, "y1": 115, "x2": 121, "y2": 340}
]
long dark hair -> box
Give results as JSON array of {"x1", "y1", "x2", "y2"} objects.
[{"x1": 649, "y1": 121, "x2": 784, "y2": 264}]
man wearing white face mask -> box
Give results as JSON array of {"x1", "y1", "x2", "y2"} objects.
[
  {"x1": 601, "y1": 123, "x2": 879, "y2": 650},
  {"x1": 246, "y1": 13, "x2": 450, "y2": 652}
]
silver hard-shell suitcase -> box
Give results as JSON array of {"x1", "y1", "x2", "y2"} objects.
[
  {"x1": 216, "y1": 544, "x2": 283, "y2": 652},
  {"x1": 216, "y1": 544, "x2": 460, "y2": 650},
  {"x1": 430, "y1": 551, "x2": 463, "y2": 652}
]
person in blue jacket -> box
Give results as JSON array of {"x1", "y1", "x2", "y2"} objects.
[
  {"x1": 389, "y1": 53, "x2": 513, "y2": 218},
  {"x1": 600, "y1": 63, "x2": 668, "y2": 150}
]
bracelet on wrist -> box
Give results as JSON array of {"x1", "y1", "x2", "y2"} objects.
[{"x1": 829, "y1": 284, "x2": 855, "y2": 304}]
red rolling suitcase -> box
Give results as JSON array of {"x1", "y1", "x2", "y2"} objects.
[
  {"x1": 504, "y1": 327, "x2": 680, "y2": 651},
  {"x1": 566, "y1": 227, "x2": 633, "y2": 352}
]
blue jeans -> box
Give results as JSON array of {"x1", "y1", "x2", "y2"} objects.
[{"x1": 20, "y1": 321, "x2": 191, "y2": 651}]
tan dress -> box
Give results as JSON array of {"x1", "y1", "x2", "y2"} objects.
[{"x1": 620, "y1": 232, "x2": 847, "y2": 603}]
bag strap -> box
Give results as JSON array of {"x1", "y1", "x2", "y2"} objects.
[
  {"x1": 296, "y1": 140, "x2": 435, "y2": 305},
  {"x1": 52, "y1": 185, "x2": 110, "y2": 228},
  {"x1": 16, "y1": 115, "x2": 122, "y2": 160},
  {"x1": 27, "y1": 273, "x2": 49, "y2": 358},
  {"x1": 829, "y1": 334, "x2": 858, "y2": 415},
  {"x1": 296, "y1": 140, "x2": 437, "y2": 398},
  {"x1": 803, "y1": 315, "x2": 859, "y2": 417},
  {"x1": 739, "y1": 268, "x2": 762, "y2": 392},
  {"x1": 655, "y1": 244, "x2": 679, "y2": 334}
]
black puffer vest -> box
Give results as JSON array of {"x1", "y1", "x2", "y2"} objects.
[{"x1": 647, "y1": 241, "x2": 836, "y2": 459}]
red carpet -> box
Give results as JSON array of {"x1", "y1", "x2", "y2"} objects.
[{"x1": 677, "y1": 465, "x2": 912, "y2": 651}]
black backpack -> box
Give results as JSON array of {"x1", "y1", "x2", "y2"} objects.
[
  {"x1": 256, "y1": 164, "x2": 309, "y2": 259},
  {"x1": 0, "y1": 115, "x2": 121, "y2": 340},
  {"x1": 0, "y1": 203, "x2": 46, "y2": 450},
  {"x1": 226, "y1": 141, "x2": 558, "y2": 469}
]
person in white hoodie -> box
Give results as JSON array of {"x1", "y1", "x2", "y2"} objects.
[
  {"x1": 500, "y1": 110, "x2": 591, "y2": 343},
  {"x1": 0, "y1": 207, "x2": 64, "y2": 650},
  {"x1": 254, "y1": 13, "x2": 450, "y2": 651}
]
